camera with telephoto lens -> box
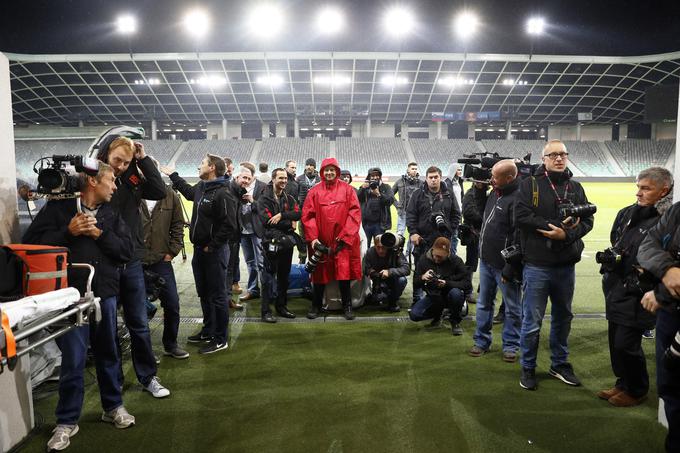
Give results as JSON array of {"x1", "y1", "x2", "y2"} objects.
[
  {"x1": 369, "y1": 277, "x2": 391, "y2": 305},
  {"x1": 596, "y1": 247, "x2": 623, "y2": 273},
  {"x1": 33, "y1": 155, "x2": 100, "y2": 197},
  {"x1": 430, "y1": 211, "x2": 452, "y2": 235},
  {"x1": 143, "y1": 269, "x2": 166, "y2": 303},
  {"x1": 305, "y1": 242, "x2": 330, "y2": 273},
  {"x1": 378, "y1": 231, "x2": 405, "y2": 250},
  {"x1": 500, "y1": 244, "x2": 523, "y2": 264},
  {"x1": 558, "y1": 202, "x2": 597, "y2": 220}
]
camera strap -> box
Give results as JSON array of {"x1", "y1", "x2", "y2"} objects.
[{"x1": 543, "y1": 170, "x2": 570, "y2": 204}]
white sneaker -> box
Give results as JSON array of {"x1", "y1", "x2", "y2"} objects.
[
  {"x1": 101, "y1": 406, "x2": 135, "y2": 429},
  {"x1": 47, "y1": 424, "x2": 79, "y2": 451},
  {"x1": 143, "y1": 376, "x2": 170, "y2": 398}
]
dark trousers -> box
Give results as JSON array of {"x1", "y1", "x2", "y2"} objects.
[
  {"x1": 55, "y1": 296, "x2": 122, "y2": 425},
  {"x1": 363, "y1": 223, "x2": 386, "y2": 248},
  {"x1": 607, "y1": 321, "x2": 648, "y2": 397},
  {"x1": 313, "y1": 280, "x2": 351, "y2": 308},
  {"x1": 147, "y1": 260, "x2": 181, "y2": 351},
  {"x1": 656, "y1": 308, "x2": 680, "y2": 452},
  {"x1": 229, "y1": 241, "x2": 240, "y2": 285},
  {"x1": 261, "y1": 247, "x2": 294, "y2": 315},
  {"x1": 411, "y1": 242, "x2": 430, "y2": 304},
  {"x1": 192, "y1": 245, "x2": 230, "y2": 344},
  {"x1": 371, "y1": 275, "x2": 407, "y2": 306},
  {"x1": 120, "y1": 260, "x2": 156, "y2": 386},
  {"x1": 465, "y1": 238, "x2": 479, "y2": 273},
  {"x1": 409, "y1": 288, "x2": 465, "y2": 323}
]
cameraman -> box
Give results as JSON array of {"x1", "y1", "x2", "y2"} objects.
[
  {"x1": 363, "y1": 234, "x2": 410, "y2": 312},
  {"x1": 599, "y1": 167, "x2": 672, "y2": 407},
  {"x1": 254, "y1": 168, "x2": 301, "y2": 323},
  {"x1": 23, "y1": 163, "x2": 136, "y2": 450},
  {"x1": 392, "y1": 162, "x2": 420, "y2": 237},
  {"x1": 409, "y1": 237, "x2": 471, "y2": 335},
  {"x1": 461, "y1": 180, "x2": 490, "y2": 305},
  {"x1": 515, "y1": 139, "x2": 594, "y2": 391},
  {"x1": 406, "y1": 166, "x2": 461, "y2": 304},
  {"x1": 358, "y1": 167, "x2": 395, "y2": 246},
  {"x1": 468, "y1": 160, "x2": 522, "y2": 361}
]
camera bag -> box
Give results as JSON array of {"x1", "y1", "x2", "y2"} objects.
[{"x1": 2, "y1": 244, "x2": 69, "y2": 297}]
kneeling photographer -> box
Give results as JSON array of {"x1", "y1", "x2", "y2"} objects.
[
  {"x1": 598, "y1": 167, "x2": 672, "y2": 407},
  {"x1": 254, "y1": 168, "x2": 302, "y2": 323},
  {"x1": 409, "y1": 237, "x2": 471, "y2": 336},
  {"x1": 363, "y1": 232, "x2": 410, "y2": 312}
]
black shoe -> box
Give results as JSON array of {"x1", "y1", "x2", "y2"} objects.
[
  {"x1": 276, "y1": 307, "x2": 296, "y2": 319},
  {"x1": 492, "y1": 312, "x2": 505, "y2": 325},
  {"x1": 307, "y1": 306, "x2": 321, "y2": 319},
  {"x1": 386, "y1": 304, "x2": 401, "y2": 313},
  {"x1": 549, "y1": 362, "x2": 581, "y2": 386},
  {"x1": 198, "y1": 341, "x2": 228, "y2": 355},
  {"x1": 520, "y1": 367, "x2": 538, "y2": 391},
  {"x1": 343, "y1": 305, "x2": 356, "y2": 320},
  {"x1": 261, "y1": 312, "x2": 277, "y2": 323},
  {"x1": 187, "y1": 332, "x2": 212, "y2": 344},
  {"x1": 450, "y1": 323, "x2": 463, "y2": 336}
]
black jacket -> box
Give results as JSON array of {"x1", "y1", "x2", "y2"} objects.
[
  {"x1": 358, "y1": 182, "x2": 394, "y2": 230},
  {"x1": 170, "y1": 174, "x2": 238, "y2": 248},
  {"x1": 515, "y1": 165, "x2": 593, "y2": 267},
  {"x1": 413, "y1": 249, "x2": 471, "y2": 292},
  {"x1": 285, "y1": 172, "x2": 300, "y2": 201},
  {"x1": 96, "y1": 155, "x2": 166, "y2": 262},
  {"x1": 462, "y1": 185, "x2": 488, "y2": 231},
  {"x1": 405, "y1": 181, "x2": 461, "y2": 246},
  {"x1": 22, "y1": 199, "x2": 134, "y2": 299},
  {"x1": 296, "y1": 171, "x2": 320, "y2": 209},
  {"x1": 392, "y1": 174, "x2": 421, "y2": 215},
  {"x1": 240, "y1": 179, "x2": 267, "y2": 233},
  {"x1": 362, "y1": 247, "x2": 410, "y2": 278},
  {"x1": 603, "y1": 204, "x2": 660, "y2": 329},
  {"x1": 479, "y1": 179, "x2": 520, "y2": 271},
  {"x1": 253, "y1": 184, "x2": 301, "y2": 240}
]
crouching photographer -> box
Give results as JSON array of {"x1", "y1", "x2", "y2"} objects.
[
  {"x1": 363, "y1": 232, "x2": 410, "y2": 312},
  {"x1": 254, "y1": 168, "x2": 302, "y2": 323},
  {"x1": 409, "y1": 237, "x2": 471, "y2": 336},
  {"x1": 598, "y1": 167, "x2": 672, "y2": 407}
]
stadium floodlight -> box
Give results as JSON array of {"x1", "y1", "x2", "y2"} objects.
[
  {"x1": 246, "y1": 4, "x2": 285, "y2": 38},
  {"x1": 381, "y1": 75, "x2": 409, "y2": 86},
  {"x1": 314, "y1": 74, "x2": 352, "y2": 86},
  {"x1": 526, "y1": 17, "x2": 545, "y2": 35},
  {"x1": 382, "y1": 6, "x2": 415, "y2": 38},
  {"x1": 454, "y1": 11, "x2": 478, "y2": 39},
  {"x1": 116, "y1": 15, "x2": 137, "y2": 35},
  {"x1": 316, "y1": 7, "x2": 344, "y2": 35},
  {"x1": 183, "y1": 9, "x2": 211, "y2": 39},
  {"x1": 257, "y1": 74, "x2": 285, "y2": 87}
]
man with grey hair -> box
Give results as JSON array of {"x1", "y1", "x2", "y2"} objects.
[{"x1": 599, "y1": 166, "x2": 672, "y2": 407}]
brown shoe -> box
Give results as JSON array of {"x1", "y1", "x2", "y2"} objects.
[
  {"x1": 231, "y1": 283, "x2": 242, "y2": 295},
  {"x1": 608, "y1": 391, "x2": 646, "y2": 407},
  {"x1": 239, "y1": 292, "x2": 258, "y2": 301},
  {"x1": 468, "y1": 345, "x2": 488, "y2": 357},
  {"x1": 597, "y1": 387, "x2": 623, "y2": 400},
  {"x1": 229, "y1": 300, "x2": 244, "y2": 310},
  {"x1": 502, "y1": 351, "x2": 518, "y2": 363}
]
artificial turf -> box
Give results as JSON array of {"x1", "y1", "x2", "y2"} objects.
[{"x1": 19, "y1": 181, "x2": 670, "y2": 452}]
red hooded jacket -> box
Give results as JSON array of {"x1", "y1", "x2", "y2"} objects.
[{"x1": 302, "y1": 157, "x2": 362, "y2": 284}]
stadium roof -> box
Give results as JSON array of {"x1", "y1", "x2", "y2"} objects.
[{"x1": 7, "y1": 50, "x2": 680, "y2": 127}]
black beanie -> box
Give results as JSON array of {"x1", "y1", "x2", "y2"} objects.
[{"x1": 305, "y1": 158, "x2": 317, "y2": 167}]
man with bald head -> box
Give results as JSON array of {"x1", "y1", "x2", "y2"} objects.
[
  {"x1": 515, "y1": 140, "x2": 594, "y2": 391},
  {"x1": 469, "y1": 160, "x2": 523, "y2": 363}
]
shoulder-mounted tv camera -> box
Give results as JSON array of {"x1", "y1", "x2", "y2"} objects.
[{"x1": 457, "y1": 152, "x2": 536, "y2": 184}]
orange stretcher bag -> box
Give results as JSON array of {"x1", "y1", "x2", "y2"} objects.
[{"x1": 2, "y1": 244, "x2": 69, "y2": 297}]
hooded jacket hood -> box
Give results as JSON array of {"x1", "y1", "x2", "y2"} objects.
[
  {"x1": 320, "y1": 157, "x2": 341, "y2": 181},
  {"x1": 367, "y1": 167, "x2": 383, "y2": 178}
]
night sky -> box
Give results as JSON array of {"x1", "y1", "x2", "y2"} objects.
[{"x1": 1, "y1": 0, "x2": 679, "y2": 56}]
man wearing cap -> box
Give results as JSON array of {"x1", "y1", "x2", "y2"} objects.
[
  {"x1": 296, "y1": 158, "x2": 321, "y2": 263},
  {"x1": 409, "y1": 236, "x2": 471, "y2": 335},
  {"x1": 302, "y1": 157, "x2": 362, "y2": 320},
  {"x1": 358, "y1": 167, "x2": 395, "y2": 247}
]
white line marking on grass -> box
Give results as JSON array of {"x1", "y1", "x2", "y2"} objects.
[
  {"x1": 229, "y1": 306, "x2": 246, "y2": 348},
  {"x1": 327, "y1": 439, "x2": 343, "y2": 453}
]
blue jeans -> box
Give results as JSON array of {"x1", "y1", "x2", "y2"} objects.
[
  {"x1": 192, "y1": 245, "x2": 230, "y2": 344},
  {"x1": 241, "y1": 234, "x2": 263, "y2": 296},
  {"x1": 120, "y1": 261, "x2": 157, "y2": 386},
  {"x1": 450, "y1": 231, "x2": 459, "y2": 256},
  {"x1": 147, "y1": 260, "x2": 180, "y2": 351},
  {"x1": 396, "y1": 212, "x2": 406, "y2": 236},
  {"x1": 409, "y1": 288, "x2": 465, "y2": 323},
  {"x1": 363, "y1": 223, "x2": 386, "y2": 248},
  {"x1": 519, "y1": 264, "x2": 575, "y2": 370},
  {"x1": 56, "y1": 296, "x2": 122, "y2": 424},
  {"x1": 473, "y1": 260, "x2": 521, "y2": 352},
  {"x1": 656, "y1": 308, "x2": 680, "y2": 452}
]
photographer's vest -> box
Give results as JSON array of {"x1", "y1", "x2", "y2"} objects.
[{"x1": 611, "y1": 205, "x2": 660, "y2": 276}]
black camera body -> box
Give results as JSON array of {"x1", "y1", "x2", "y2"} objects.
[
  {"x1": 378, "y1": 231, "x2": 405, "y2": 251},
  {"x1": 34, "y1": 155, "x2": 99, "y2": 197},
  {"x1": 430, "y1": 211, "x2": 452, "y2": 235},
  {"x1": 143, "y1": 269, "x2": 167, "y2": 302},
  {"x1": 500, "y1": 244, "x2": 523, "y2": 264},
  {"x1": 558, "y1": 202, "x2": 597, "y2": 220},
  {"x1": 596, "y1": 247, "x2": 623, "y2": 273},
  {"x1": 369, "y1": 277, "x2": 391, "y2": 305},
  {"x1": 623, "y1": 270, "x2": 658, "y2": 297},
  {"x1": 423, "y1": 271, "x2": 444, "y2": 296},
  {"x1": 305, "y1": 242, "x2": 330, "y2": 273},
  {"x1": 367, "y1": 180, "x2": 380, "y2": 190}
]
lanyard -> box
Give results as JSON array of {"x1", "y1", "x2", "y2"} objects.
[{"x1": 544, "y1": 170, "x2": 569, "y2": 204}]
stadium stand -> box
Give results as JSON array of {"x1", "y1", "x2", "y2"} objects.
[
  {"x1": 605, "y1": 139, "x2": 676, "y2": 176},
  {"x1": 14, "y1": 139, "x2": 93, "y2": 183},
  {"x1": 137, "y1": 140, "x2": 182, "y2": 166},
  {"x1": 258, "y1": 137, "x2": 328, "y2": 170},
  {"x1": 405, "y1": 139, "x2": 478, "y2": 173},
  {"x1": 336, "y1": 138, "x2": 409, "y2": 176},
  {"x1": 174, "y1": 139, "x2": 255, "y2": 176},
  {"x1": 562, "y1": 141, "x2": 615, "y2": 176},
  {"x1": 481, "y1": 140, "x2": 544, "y2": 162}
]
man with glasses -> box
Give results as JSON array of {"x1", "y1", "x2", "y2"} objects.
[{"x1": 515, "y1": 140, "x2": 594, "y2": 391}]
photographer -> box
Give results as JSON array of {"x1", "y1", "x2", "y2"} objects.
[
  {"x1": 363, "y1": 233, "x2": 410, "y2": 312},
  {"x1": 515, "y1": 140, "x2": 594, "y2": 391},
  {"x1": 599, "y1": 167, "x2": 672, "y2": 407},
  {"x1": 296, "y1": 158, "x2": 320, "y2": 264},
  {"x1": 409, "y1": 237, "x2": 471, "y2": 336},
  {"x1": 254, "y1": 168, "x2": 301, "y2": 323},
  {"x1": 461, "y1": 180, "x2": 490, "y2": 306},
  {"x1": 406, "y1": 166, "x2": 461, "y2": 304},
  {"x1": 162, "y1": 155, "x2": 238, "y2": 354},
  {"x1": 95, "y1": 136, "x2": 170, "y2": 398},
  {"x1": 392, "y1": 162, "x2": 420, "y2": 237},
  {"x1": 23, "y1": 163, "x2": 136, "y2": 451},
  {"x1": 237, "y1": 162, "x2": 267, "y2": 303},
  {"x1": 468, "y1": 160, "x2": 522, "y2": 362},
  {"x1": 302, "y1": 157, "x2": 362, "y2": 320},
  {"x1": 358, "y1": 167, "x2": 395, "y2": 246}
]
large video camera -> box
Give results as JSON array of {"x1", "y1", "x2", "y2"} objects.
[
  {"x1": 457, "y1": 152, "x2": 536, "y2": 184},
  {"x1": 305, "y1": 241, "x2": 330, "y2": 274},
  {"x1": 32, "y1": 155, "x2": 100, "y2": 198}
]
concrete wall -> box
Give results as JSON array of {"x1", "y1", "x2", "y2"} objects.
[
  {"x1": 656, "y1": 122, "x2": 678, "y2": 140},
  {"x1": 14, "y1": 124, "x2": 105, "y2": 139},
  {"x1": 548, "y1": 124, "x2": 612, "y2": 141},
  {"x1": 369, "y1": 123, "x2": 394, "y2": 138},
  {"x1": 206, "y1": 123, "x2": 242, "y2": 140}
]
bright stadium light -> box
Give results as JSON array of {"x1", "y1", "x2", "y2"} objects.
[
  {"x1": 183, "y1": 9, "x2": 211, "y2": 39},
  {"x1": 454, "y1": 11, "x2": 478, "y2": 39},
  {"x1": 247, "y1": 4, "x2": 285, "y2": 38},
  {"x1": 383, "y1": 7, "x2": 415, "y2": 38},
  {"x1": 381, "y1": 75, "x2": 409, "y2": 86},
  {"x1": 316, "y1": 7, "x2": 344, "y2": 35},
  {"x1": 257, "y1": 74, "x2": 285, "y2": 87},
  {"x1": 526, "y1": 17, "x2": 545, "y2": 35},
  {"x1": 314, "y1": 74, "x2": 352, "y2": 86},
  {"x1": 116, "y1": 15, "x2": 137, "y2": 35}
]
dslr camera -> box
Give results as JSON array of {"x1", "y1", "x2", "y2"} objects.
[
  {"x1": 423, "y1": 270, "x2": 444, "y2": 296},
  {"x1": 595, "y1": 247, "x2": 623, "y2": 273},
  {"x1": 558, "y1": 202, "x2": 597, "y2": 220},
  {"x1": 500, "y1": 244, "x2": 523, "y2": 265},
  {"x1": 368, "y1": 180, "x2": 380, "y2": 190},
  {"x1": 430, "y1": 211, "x2": 452, "y2": 235},
  {"x1": 305, "y1": 241, "x2": 330, "y2": 274},
  {"x1": 378, "y1": 231, "x2": 405, "y2": 251}
]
